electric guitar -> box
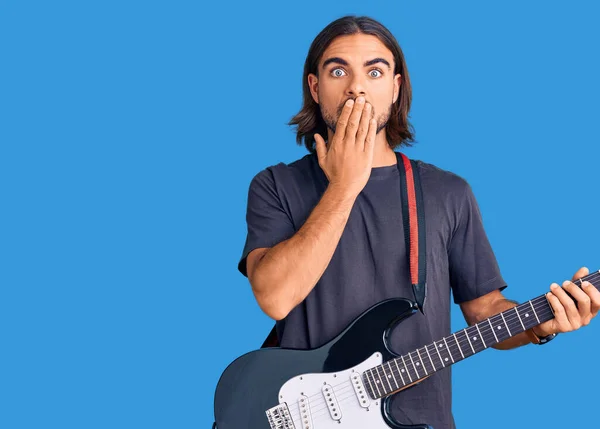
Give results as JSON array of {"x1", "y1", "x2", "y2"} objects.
[{"x1": 213, "y1": 270, "x2": 599, "y2": 428}]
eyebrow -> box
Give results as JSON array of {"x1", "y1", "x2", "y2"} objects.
[{"x1": 321, "y1": 56, "x2": 392, "y2": 70}]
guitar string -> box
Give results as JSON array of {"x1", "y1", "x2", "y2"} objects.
[
  {"x1": 288, "y1": 299, "x2": 569, "y2": 420},
  {"x1": 288, "y1": 299, "x2": 556, "y2": 415},
  {"x1": 289, "y1": 274, "x2": 600, "y2": 422},
  {"x1": 288, "y1": 303, "x2": 563, "y2": 421},
  {"x1": 291, "y1": 304, "x2": 574, "y2": 424},
  {"x1": 298, "y1": 302, "x2": 560, "y2": 424},
  {"x1": 286, "y1": 273, "x2": 599, "y2": 420},
  {"x1": 289, "y1": 303, "x2": 559, "y2": 421},
  {"x1": 348, "y1": 273, "x2": 600, "y2": 396},
  {"x1": 294, "y1": 272, "x2": 599, "y2": 405}
]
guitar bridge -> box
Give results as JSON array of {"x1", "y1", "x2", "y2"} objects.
[{"x1": 265, "y1": 403, "x2": 296, "y2": 429}]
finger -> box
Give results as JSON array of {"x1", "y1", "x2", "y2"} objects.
[
  {"x1": 551, "y1": 283, "x2": 581, "y2": 330},
  {"x1": 345, "y1": 96, "x2": 366, "y2": 143},
  {"x1": 335, "y1": 99, "x2": 355, "y2": 141},
  {"x1": 563, "y1": 280, "x2": 592, "y2": 325},
  {"x1": 546, "y1": 291, "x2": 570, "y2": 333},
  {"x1": 571, "y1": 266, "x2": 589, "y2": 282},
  {"x1": 314, "y1": 133, "x2": 327, "y2": 164},
  {"x1": 355, "y1": 103, "x2": 371, "y2": 149},
  {"x1": 583, "y1": 281, "x2": 600, "y2": 319},
  {"x1": 364, "y1": 118, "x2": 377, "y2": 155}
]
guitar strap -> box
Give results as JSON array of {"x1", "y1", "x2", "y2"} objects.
[
  {"x1": 260, "y1": 152, "x2": 427, "y2": 349},
  {"x1": 396, "y1": 152, "x2": 428, "y2": 314}
]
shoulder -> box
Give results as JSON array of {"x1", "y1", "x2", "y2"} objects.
[
  {"x1": 249, "y1": 153, "x2": 320, "y2": 191},
  {"x1": 413, "y1": 159, "x2": 472, "y2": 196}
]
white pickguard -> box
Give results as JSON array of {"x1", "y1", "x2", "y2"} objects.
[{"x1": 276, "y1": 353, "x2": 391, "y2": 428}]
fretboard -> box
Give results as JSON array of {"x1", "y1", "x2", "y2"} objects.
[{"x1": 362, "y1": 270, "x2": 600, "y2": 399}]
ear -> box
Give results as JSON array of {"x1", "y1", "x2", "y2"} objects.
[
  {"x1": 308, "y1": 73, "x2": 319, "y2": 104},
  {"x1": 392, "y1": 74, "x2": 401, "y2": 104}
]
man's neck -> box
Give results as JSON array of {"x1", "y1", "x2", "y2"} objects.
[
  {"x1": 371, "y1": 130, "x2": 398, "y2": 167},
  {"x1": 372, "y1": 143, "x2": 398, "y2": 168}
]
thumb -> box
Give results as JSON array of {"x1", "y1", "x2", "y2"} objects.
[{"x1": 314, "y1": 133, "x2": 327, "y2": 163}]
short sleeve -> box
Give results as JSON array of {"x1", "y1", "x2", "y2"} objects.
[
  {"x1": 449, "y1": 182, "x2": 507, "y2": 303},
  {"x1": 237, "y1": 168, "x2": 296, "y2": 277}
]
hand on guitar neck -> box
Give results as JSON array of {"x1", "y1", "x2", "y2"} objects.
[{"x1": 532, "y1": 266, "x2": 600, "y2": 338}]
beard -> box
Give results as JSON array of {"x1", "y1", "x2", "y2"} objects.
[{"x1": 321, "y1": 99, "x2": 392, "y2": 136}]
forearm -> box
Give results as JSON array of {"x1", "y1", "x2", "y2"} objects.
[
  {"x1": 251, "y1": 184, "x2": 357, "y2": 320},
  {"x1": 476, "y1": 299, "x2": 536, "y2": 350}
]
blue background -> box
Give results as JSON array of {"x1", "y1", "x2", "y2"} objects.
[{"x1": 1, "y1": 1, "x2": 599, "y2": 428}]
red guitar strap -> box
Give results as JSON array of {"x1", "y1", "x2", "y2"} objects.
[{"x1": 396, "y1": 152, "x2": 427, "y2": 314}]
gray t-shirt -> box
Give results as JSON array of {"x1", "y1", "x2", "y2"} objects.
[{"x1": 238, "y1": 152, "x2": 506, "y2": 429}]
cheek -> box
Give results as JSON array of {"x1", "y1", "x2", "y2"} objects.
[
  {"x1": 371, "y1": 86, "x2": 395, "y2": 111},
  {"x1": 319, "y1": 92, "x2": 344, "y2": 112}
]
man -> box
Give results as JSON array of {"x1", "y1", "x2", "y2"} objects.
[{"x1": 237, "y1": 15, "x2": 599, "y2": 428}]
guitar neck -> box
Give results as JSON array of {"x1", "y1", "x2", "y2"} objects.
[{"x1": 362, "y1": 270, "x2": 600, "y2": 400}]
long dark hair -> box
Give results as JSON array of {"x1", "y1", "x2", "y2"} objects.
[{"x1": 289, "y1": 15, "x2": 415, "y2": 153}]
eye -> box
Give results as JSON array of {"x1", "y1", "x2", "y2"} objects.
[
  {"x1": 331, "y1": 68, "x2": 347, "y2": 77},
  {"x1": 369, "y1": 69, "x2": 383, "y2": 78}
]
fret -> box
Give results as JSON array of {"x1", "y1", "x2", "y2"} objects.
[
  {"x1": 434, "y1": 341, "x2": 445, "y2": 367},
  {"x1": 371, "y1": 368, "x2": 382, "y2": 397},
  {"x1": 478, "y1": 319, "x2": 496, "y2": 347},
  {"x1": 442, "y1": 337, "x2": 455, "y2": 363},
  {"x1": 408, "y1": 352, "x2": 421, "y2": 378},
  {"x1": 500, "y1": 312, "x2": 512, "y2": 336},
  {"x1": 387, "y1": 361, "x2": 399, "y2": 390},
  {"x1": 380, "y1": 363, "x2": 393, "y2": 392},
  {"x1": 475, "y1": 323, "x2": 487, "y2": 348},
  {"x1": 377, "y1": 364, "x2": 392, "y2": 394},
  {"x1": 416, "y1": 349, "x2": 429, "y2": 375},
  {"x1": 533, "y1": 295, "x2": 550, "y2": 312},
  {"x1": 516, "y1": 304, "x2": 537, "y2": 331},
  {"x1": 514, "y1": 307, "x2": 526, "y2": 331},
  {"x1": 393, "y1": 358, "x2": 406, "y2": 386},
  {"x1": 464, "y1": 327, "x2": 476, "y2": 354},
  {"x1": 424, "y1": 345, "x2": 436, "y2": 371},
  {"x1": 364, "y1": 369, "x2": 377, "y2": 399},
  {"x1": 491, "y1": 314, "x2": 509, "y2": 342},
  {"x1": 529, "y1": 300, "x2": 541, "y2": 324},
  {"x1": 465, "y1": 325, "x2": 484, "y2": 352},
  {"x1": 400, "y1": 355, "x2": 413, "y2": 383},
  {"x1": 452, "y1": 333, "x2": 465, "y2": 359},
  {"x1": 487, "y1": 318, "x2": 499, "y2": 343},
  {"x1": 456, "y1": 330, "x2": 475, "y2": 357}
]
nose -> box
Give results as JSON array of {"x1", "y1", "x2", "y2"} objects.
[{"x1": 345, "y1": 74, "x2": 366, "y2": 98}]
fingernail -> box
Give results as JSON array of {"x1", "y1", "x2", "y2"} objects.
[
  {"x1": 551, "y1": 284, "x2": 559, "y2": 290},
  {"x1": 562, "y1": 280, "x2": 571, "y2": 287},
  {"x1": 346, "y1": 99, "x2": 354, "y2": 106},
  {"x1": 583, "y1": 281, "x2": 590, "y2": 288},
  {"x1": 356, "y1": 96, "x2": 365, "y2": 104}
]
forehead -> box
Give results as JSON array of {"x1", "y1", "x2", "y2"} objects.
[{"x1": 320, "y1": 33, "x2": 393, "y2": 66}]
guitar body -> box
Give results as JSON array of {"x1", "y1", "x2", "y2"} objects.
[{"x1": 213, "y1": 298, "x2": 432, "y2": 429}]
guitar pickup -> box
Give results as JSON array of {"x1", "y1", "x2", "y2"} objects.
[
  {"x1": 322, "y1": 384, "x2": 342, "y2": 421},
  {"x1": 351, "y1": 372, "x2": 371, "y2": 408}
]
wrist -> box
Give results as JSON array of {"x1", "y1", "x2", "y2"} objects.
[
  {"x1": 326, "y1": 183, "x2": 359, "y2": 202},
  {"x1": 528, "y1": 326, "x2": 558, "y2": 345}
]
